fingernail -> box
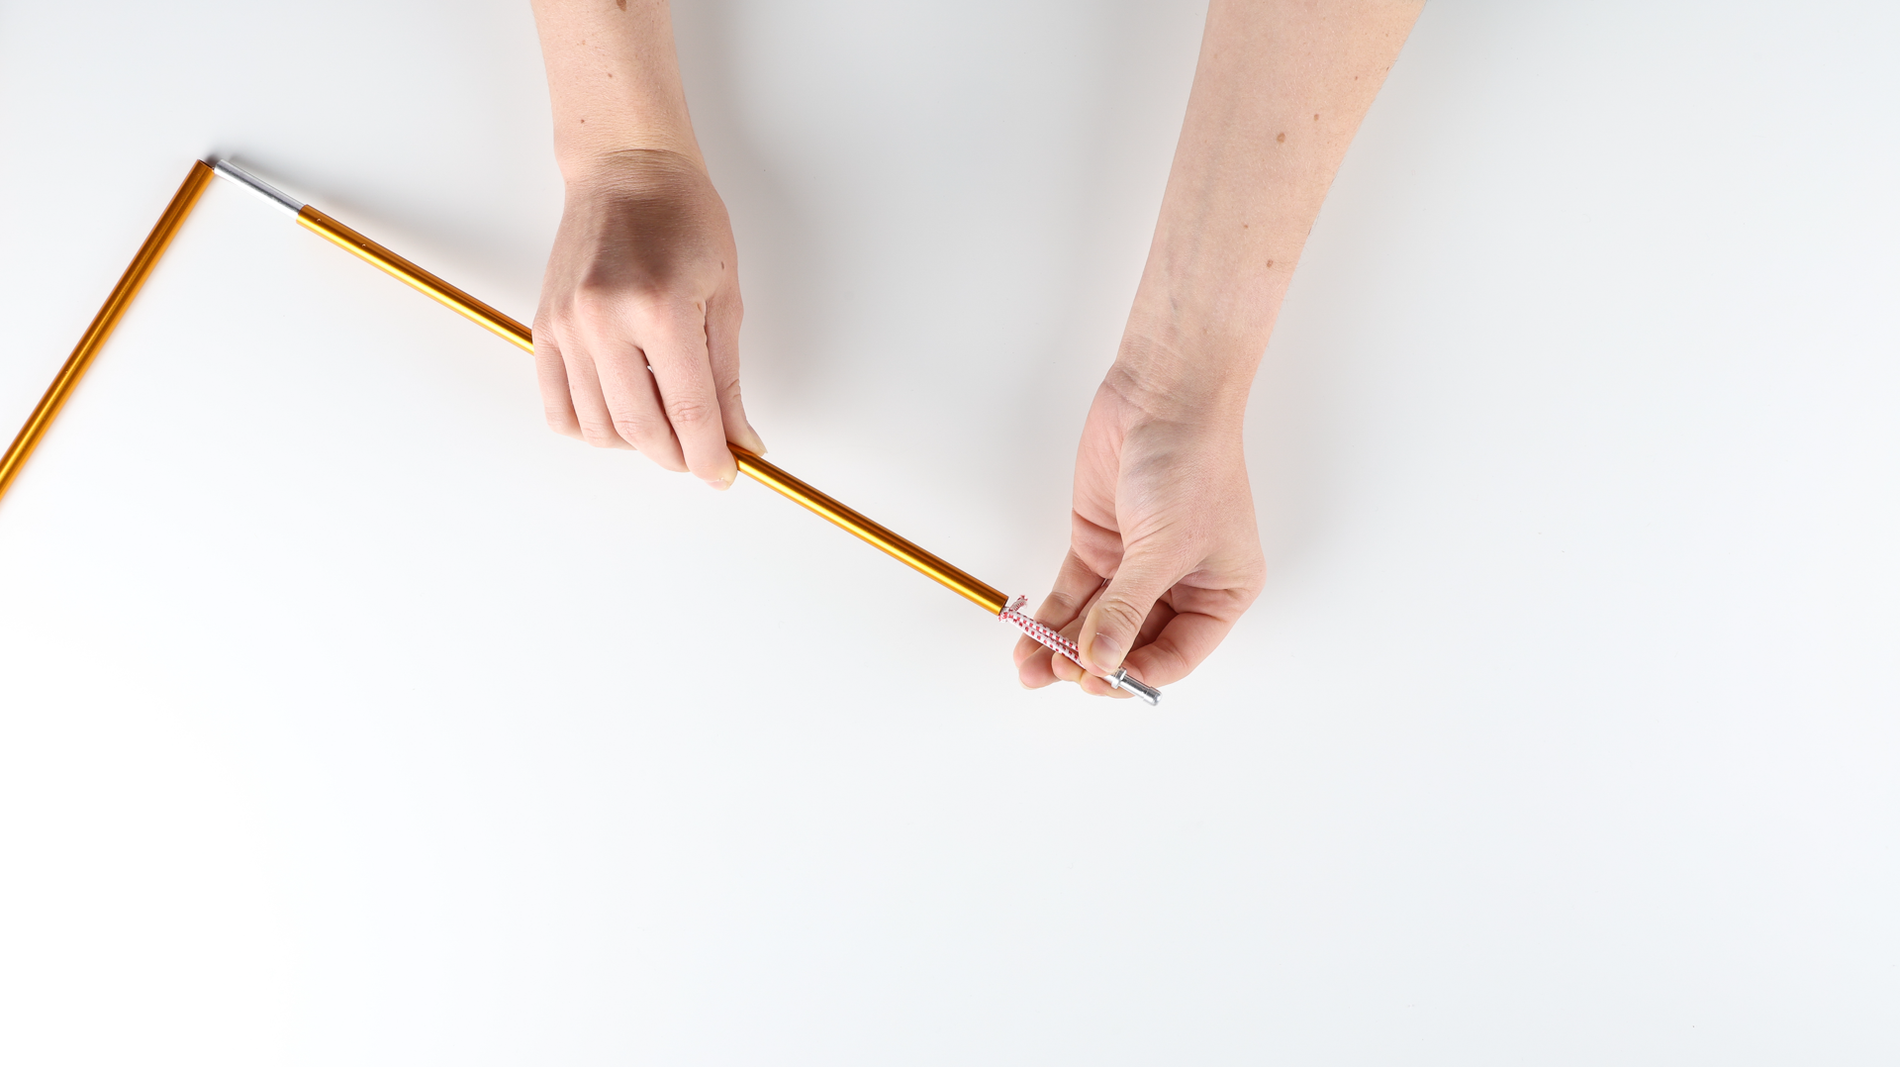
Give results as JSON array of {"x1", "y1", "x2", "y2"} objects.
[{"x1": 1084, "y1": 632, "x2": 1122, "y2": 673}]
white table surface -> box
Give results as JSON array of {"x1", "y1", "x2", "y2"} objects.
[{"x1": 2, "y1": 2, "x2": 1895, "y2": 1063}]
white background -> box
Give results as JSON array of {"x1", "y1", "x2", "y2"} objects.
[{"x1": 2, "y1": 2, "x2": 1896, "y2": 1063}]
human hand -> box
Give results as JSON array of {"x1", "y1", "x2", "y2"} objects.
[
  {"x1": 533, "y1": 149, "x2": 764, "y2": 487},
  {"x1": 1014, "y1": 361, "x2": 1266, "y2": 697}
]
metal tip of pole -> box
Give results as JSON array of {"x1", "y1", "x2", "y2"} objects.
[
  {"x1": 211, "y1": 159, "x2": 304, "y2": 217},
  {"x1": 1107, "y1": 669, "x2": 1163, "y2": 706}
]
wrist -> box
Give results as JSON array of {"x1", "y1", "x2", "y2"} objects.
[
  {"x1": 556, "y1": 135, "x2": 704, "y2": 186},
  {"x1": 1107, "y1": 318, "x2": 1265, "y2": 429},
  {"x1": 1110, "y1": 251, "x2": 1290, "y2": 425}
]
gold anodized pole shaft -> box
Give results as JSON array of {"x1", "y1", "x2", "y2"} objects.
[
  {"x1": 0, "y1": 160, "x2": 216, "y2": 504},
  {"x1": 295, "y1": 206, "x2": 531, "y2": 351},
  {"x1": 727, "y1": 445, "x2": 1008, "y2": 614},
  {"x1": 296, "y1": 204, "x2": 1009, "y2": 615}
]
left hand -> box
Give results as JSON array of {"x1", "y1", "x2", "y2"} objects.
[
  {"x1": 532, "y1": 149, "x2": 762, "y2": 487},
  {"x1": 1014, "y1": 363, "x2": 1267, "y2": 697}
]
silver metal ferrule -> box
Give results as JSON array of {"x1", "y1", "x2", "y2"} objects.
[
  {"x1": 211, "y1": 159, "x2": 303, "y2": 217},
  {"x1": 1107, "y1": 668, "x2": 1162, "y2": 706}
]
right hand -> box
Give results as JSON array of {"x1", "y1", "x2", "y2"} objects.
[
  {"x1": 533, "y1": 149, "x2": 764, "y2": 488},
  {"x1": 1012, "y1": 360, "x2": 1266, "y2": 697}
]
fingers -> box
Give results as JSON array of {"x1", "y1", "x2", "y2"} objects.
[
  {"x1": 1018, "y1": 532, "x2": 1261, "y2": 700},
  {"x1": 589, "y1": 334, "x2": 686, "y2": 469},
  {"x1": 708, "y1": 290, "x2": 765, "y2": 456},
  {"x1": 531, "y1": 331, "x2": 584, "y2": 441},
  {"x1": 549, "y1": 325, "x2": 637, "y2": 452},
  {"x1": 1014, "y1": 551, "x2": 1161, "y2": 700},
  {"x1": 1077, "y1": 538, "x2": 1188, "y2": 678},
  {"x1": 641, "y1": 303, "x2": 739, "y2": 488},
  {"x1": 559, "y1": 297, "x2": 740, "y2": 487},
  {"x1": 1015, "y1": 550, "x2": 1104, "y2": 689},
  {"x1": 571, "y1": 295, "x2": 685, "y2": 469},
  {"x1": 1118, "y1": 603, "x2": 1243, "y2": 688},
  {"x1": 1046, "y1": 592, "x2": 1148, "y2": 699}
]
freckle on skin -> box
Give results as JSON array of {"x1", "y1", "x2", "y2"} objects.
[
  {"x1": 1276, "y1": 132, "x2": 1285, "y2": 143},
  {"x1": 1267, "y1": 260, "x2": 1274, "y2": 269}
]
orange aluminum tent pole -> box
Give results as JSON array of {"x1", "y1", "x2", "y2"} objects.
[
  {"x1": 0, "y1": 161, "x2": 215, "y2": 501},
  {"x1": 0, "y1": 157, "x2": 1161, "y2": 703}
]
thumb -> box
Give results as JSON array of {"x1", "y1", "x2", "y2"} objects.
[{"x1": 1078, "y1": 543, "x2": 1182, "y2": 676}]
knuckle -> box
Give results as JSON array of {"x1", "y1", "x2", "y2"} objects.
[
  {"x1": 622, "y1": 298, "x2": 671, "y2": 333},
  {"x1": 568, "y1": 283, "x2": 620, "y2": 322},
  {"x1": 663, "y1": 395, "x2": 716, "y2": 427},
  {"x1": 1039, "y1": 591, "x2": 1078, "y2": 619},
  {"x1": 1095, "y1": 596, "x2": 1149, "y2": 636},
  {"x1": 573, "y1": 280, "x2": 682, "y2": 323},
  {"x1": 611, "y1": 415, "x2": 655, "y2": 443},
  {"x1": 577, "y1": 419, "x2": 621, "y2": 447},
  {"x1": 1147, "y1": 645, "x2": 1191, "y2": 682}
]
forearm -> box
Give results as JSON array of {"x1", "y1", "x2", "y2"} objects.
[
  {"x1": 1119, "y1": 0, "x2": 1423, "y2": 423},
  {"x1": 530, "y1": 0, "x2": 703, "y2": 178}
]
